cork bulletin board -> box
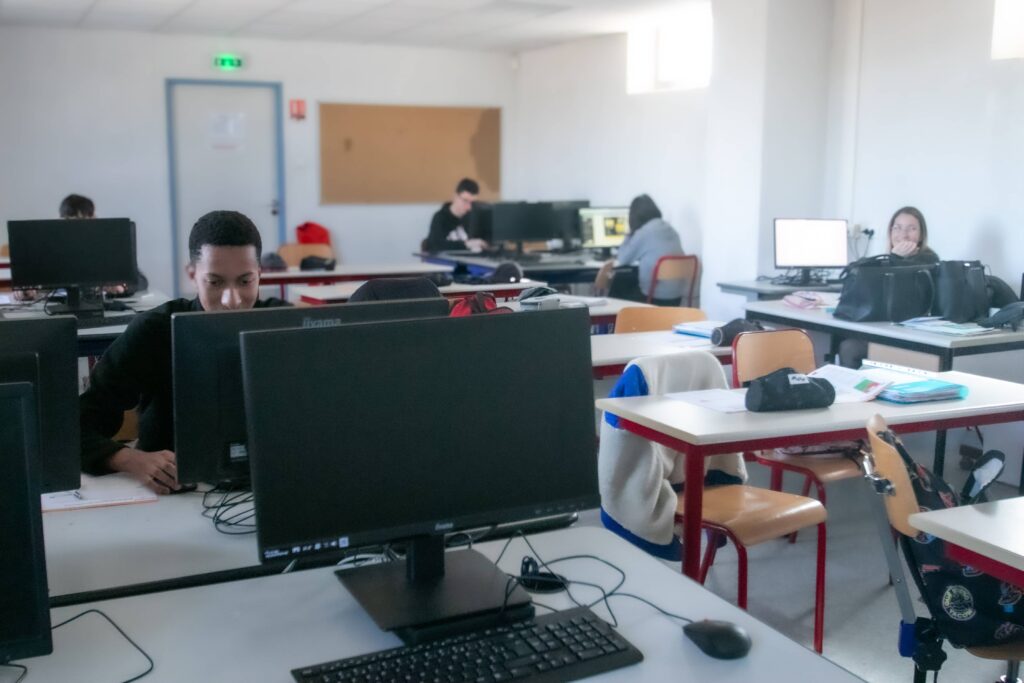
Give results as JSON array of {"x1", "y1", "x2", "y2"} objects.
[{"x1": 319, "y1": 103, "x2": 501, "y2": 204}]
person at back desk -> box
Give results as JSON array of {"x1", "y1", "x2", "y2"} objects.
[
  {"x1": 423, "y1": 177, "x2": 489, "y2": 253},
  {"x1": 596, "y1": 194, "x2": 685, "y2": 305},
  {"x1": 839, "y1": 206, "x2": 940, "y2": 367},
  {"x1": 79, "y1": 211, "x2": 287, "y2": 494}
]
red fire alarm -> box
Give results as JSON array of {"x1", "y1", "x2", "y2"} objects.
[{"x1": 289, "y1": 99, "x2": 306, "y2": 120}]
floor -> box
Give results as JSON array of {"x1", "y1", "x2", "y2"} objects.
[{"x1": 577, "y1": 432, "x2": 1022, "y2": 683}]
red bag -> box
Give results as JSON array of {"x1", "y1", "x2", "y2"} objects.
[
  {"x1": 295, "y1": 221, "x2": 331, "y2": 245},
  {"x1": 449, "y1": 292, "x2": 514, "y2": 317}
]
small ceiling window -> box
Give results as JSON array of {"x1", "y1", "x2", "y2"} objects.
[
  {"x1": 992, "y1": 0, "x2": 1024, "y2": 60},
  {"x1": 627, "y1": 2, "x2": 712, "y2": 94}
]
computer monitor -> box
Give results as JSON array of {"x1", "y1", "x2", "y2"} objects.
[
  {"x1": 241, "y1": 308, "x2": 597, "y2": 643},
  {"x1": 467, "y1": 203, "x2": 493, "y2": 242},
  {"x1": 0, "y1": 383, "x2": 53, "y2": 664},
  {"x1": 172, "y1": 298, "x2": 452, "y2": 486},
  {"x1": 549, "y1": 200, "x2": 590, "y2": 244},
  {"x1": 773, "y1": 218, "x2": 849, "y2": 284},
  {"x1": 8, "y1": 218, "x2": 138, "y2": 317},
  {"x1": 0, "y1": 317, "x2": 80, "y2": 493},
  {"x1": 580, "y1": 207, "x2": 630, "y2": 250},
  {"x1": 491, "y1": 202, "x2": 562, "y2": 246}
]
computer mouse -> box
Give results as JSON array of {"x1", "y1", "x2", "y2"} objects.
[
  {"x1": 683, "y1": 620, "x2": 752, "y2": 660},
  {"x1": 168, "y1": 482, "x2": 199, "y2": 495}
]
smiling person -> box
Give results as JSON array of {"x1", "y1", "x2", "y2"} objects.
[
  {"x1": 79, "y1": 211, "x2": 287, "y2": 493},
  {"x1": 887, "y1": 206, "x2": 939, "y2": 264}
]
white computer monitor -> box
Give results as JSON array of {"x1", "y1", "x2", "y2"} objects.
[
  {"x1": 580, "y1": 207, "x2": 629, "y2": 250},
  {"x1": 773, "y1": 218, "x2": 848, "y2": 284}
]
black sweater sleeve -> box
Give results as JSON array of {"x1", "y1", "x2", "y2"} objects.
[
  {"x1": 79, "y1": 312, "x2": 167, "y2": 475},
  {"x1": 424, "y1": 208, "x2": 467, "y2": 252}
]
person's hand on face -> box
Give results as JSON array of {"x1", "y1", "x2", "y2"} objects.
[
  {"x1": 108, "y1": 447, "x2": 180, "y2": 495},
  {"x1": 891, "y1": 240, "x2": 919, "y2": 257}
]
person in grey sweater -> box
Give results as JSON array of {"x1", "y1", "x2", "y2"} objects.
[{"x1": 596, "y1": 194, "x2": 686, "y2": 304}]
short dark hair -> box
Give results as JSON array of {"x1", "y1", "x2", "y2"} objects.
[
  {"x1": 455, "y1": 178, "x2": 480, "y2": 195},
  {"x1": 188, "y1": 211, "x2": 263, "y2": 264},
  {"x1": 628, "y1": 194, "x2": 662, "y2": 233},
  {"x1": 888, "y1": 206, "x2": 928, "y2": 250},
  {"x1": 59, "y1": 194, "x2": 95, "y2": 219}
]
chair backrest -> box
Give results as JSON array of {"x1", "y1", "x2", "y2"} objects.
[
  {"x1": 865, "y1": 414, "x2": 920, "y2": 537},
  {"x1": 731, "y1": 328, "x2": 815, "y2": 386},
  {"x1": 648, "y1": 255, "x2": 699, "y2": 306},
  {"x1": 0, "y1": 243, "x2": 8, "y2": 257},
  {"x1": 277, "y1": 242, "x2": 335, "y2": 268},
  {"x1": 614, "y1": 306, "x2": 706, "y2": 333}
]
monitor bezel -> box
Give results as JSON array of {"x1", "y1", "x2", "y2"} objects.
[{"x1": 8, "y1": 218, "x2": 138, "y2": 290}]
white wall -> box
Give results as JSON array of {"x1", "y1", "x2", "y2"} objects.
[
  {"x1": 0, "y1": 26, "x2": 515, "y2": 294},
  {"x1": 507, "y1": 33, "x2": 708, "y2": 261},
  {"x1": 832, "y1": 0, "x2": 1024, "y2": 285}
]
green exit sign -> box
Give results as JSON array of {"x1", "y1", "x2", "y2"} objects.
[{"x1": 213, "y1": 54, "x2": 244, "y2": 71}]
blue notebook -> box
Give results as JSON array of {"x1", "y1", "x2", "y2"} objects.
[{"x1": 876, "y1": 379, "x2": 968, "y2": 404}]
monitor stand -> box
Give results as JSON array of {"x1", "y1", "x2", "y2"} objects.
[
  {"x1": 337, "y1": 535, "x2": 534, "y2": 645},
  {"x1": 45, "y1": 286, "x2": 104, "y2": 320}
]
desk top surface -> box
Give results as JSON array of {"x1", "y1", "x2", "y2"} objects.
[
  {"x1": 295, "y1": 279, "x2": 547, "y2": 302},
  {"x1": 596, "y1": 370, "x2": 1024, "y2": 448},
  {"x1": 1, "y1": 291, "x2": 171, "y2": 338},
  {"x1": 745, "y1": 300, "x2": 1024, "y2": 351},
  {"x1": 423, "y1": 251, "x2": 607, "y2": 271},
  {"x1": 590, "y1": 331, "x2": 730, "y2": 367},
  {"x1": 719, "y1": 279, "x2": 843, "y2": 295},
  {"x1": 26, "y1": 526, "x2": 863, "y2": 682},
  {"x1": 260, "y1": 262, "x2": 452, "y2": 283},
  {"x1": 910, "y1": 497, "x2": 1024, "y2": 571}
]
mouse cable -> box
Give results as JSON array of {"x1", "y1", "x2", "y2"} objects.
[
  {"x1": 0, "y1": 663, "x2": 27, "y2": 683},
  {"x1": 50, "y1": 609, "x2": 154, "y2": 683}
]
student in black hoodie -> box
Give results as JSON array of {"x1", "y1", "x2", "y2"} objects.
[
  {"x1": 423, "y1": 177, "x2": 489, "y2": 252},
  {"x1": 79, "y1": 210, "x2": 287, "y2": 493}
]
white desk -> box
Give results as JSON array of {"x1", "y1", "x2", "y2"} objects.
[
  {"x1": 596, "y1": 371, "x2": 1024, "y2": 581},
  {"x1": 295, "y1": 279, "x2": 547, "y2": 304},
  {"x1": 719, "y1": 280, "x2": 842, "y2": 301},
  {"x1": 910, "y1": 496, "x2": 1024, "y2": 587},
  {"x1": 43, "y1": 491, "x2": 259, "y2": 601},
  {"x1": 507, "y1": 297, "x2": 653, "y2": 330},
  {"x1": 420, "y1": 251, "x2": 608, "y2": 286},
  {"x1": 590, "y1": 331, "x2": 730, "y2": 378},
  {"x1": 261, "y1": 263, "x2": 453, "y2": 298},
  {"x1": 21, "y1": 527, "x2": 864, "y2": 682}
]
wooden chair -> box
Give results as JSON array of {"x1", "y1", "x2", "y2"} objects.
[
  {"x1": 732, "y1": 329, "x2": 862, "y2": 527},
  {"x1": 677, "y1": 484, "x2": 828, "y2": 653},
  {"x1": 277, "y1": 242, "x2": 335, "y2": 268},
  {"x1": 613, "y1": 306, "x2": 706, "y2": 333},
  {"x1": 0, "y1": 243, "x2": 8, "y2": 257},
  {"x1": 866, "y1": 414, "x2": 1024, "y2": 680},
  {"x1": 648, "y1": 255, "x2": 699, "y2": 307}
]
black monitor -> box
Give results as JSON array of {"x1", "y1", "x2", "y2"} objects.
[
  {"x1": 0, "y1": 383, "x2": 53, "y2": 664},
  {"x1": 467, "y1": 203, "x2": 493, "y2": 242},
  {"x1": 491, "y1": 202, "x2": 562, "y2": 245},
  {"x1": 241, "y1": 308, "x2": 597, "y2": 643},
  {"x1": 549, "y1": 200, "x2": 590, "y2": 244},
  {"x1": 172, "y1": 298, "x2": 452, "y2": 485},
  {"x1": 0, "y1": 317, "x2": 80, "y2": 493},
  {"x1": 773, "y1": 218, "x2": 849, "y2": 285},
  {"x1": 8, "y1": 218, "x2": 138, "y2": 317}
]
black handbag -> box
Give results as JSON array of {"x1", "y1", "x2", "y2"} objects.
[
  {"x1": 833, "y1": 255, "x2": 935, "y2": 322},
  {"x1": 745, "y1": 367, "x2": 835, "y2": 412},
  {"x1": 933, "y1": 260, "x2": 989, "y2": 323}
]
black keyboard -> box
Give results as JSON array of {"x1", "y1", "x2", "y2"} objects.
[
  {"x1": 292, "y1": 606, "x2": 643, "y2": 682},
  {"x1": 76, "y1": 313, "x2": 135, "y2": 329}
]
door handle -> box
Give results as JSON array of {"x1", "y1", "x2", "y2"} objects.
[{"x1": 271, "y1": 199, "x2": 280, "y2": 216}]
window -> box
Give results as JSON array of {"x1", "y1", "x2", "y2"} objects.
[
  {"x1": 627, "y1": 2, "x2": 712, "y2": 94},
  {"x1": 992, "y1": 0, "x2": 1024, "y2": 60}
]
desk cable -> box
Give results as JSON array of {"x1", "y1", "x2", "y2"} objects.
[
  {"x1": 200, "y1": 485, "x2": 256, "y2": 535},
  {"x1": 0, "y1": 664, "x2": 27, "y2": 683}
]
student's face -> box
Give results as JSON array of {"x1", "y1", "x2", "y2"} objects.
[
  {"x1": 890, "y1": 213, "x2": 922, "y2": 247},
  {"x1": 186, "y1": 245, "x2": 260, "y2": 311},
  {"x1": 451, "y1": 191, "x2": 476, "y2": 218}
]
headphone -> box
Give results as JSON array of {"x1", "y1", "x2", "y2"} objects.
[{"x1": 519, "y1": 556, "x2": 567, "y2": 594}]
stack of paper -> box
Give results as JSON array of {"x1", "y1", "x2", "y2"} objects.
[
  {"x1": 899, "y1": 316, "x2": 997, "y2": 336},
  {"x1": 858, "y1": 362, "x2": 967, "y2": 403},
  {"x1": 42, "y1": 473, "x2": 157, "y2": 512},
  {"x1": 807, "y1": 364, "x2": 890, "y2": 403},
  {"x1": 673, "y1": 320, "x2": 723, "y2": 339}
]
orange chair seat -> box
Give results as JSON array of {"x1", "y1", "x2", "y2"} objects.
[
  {"x1": 756, "y1": 449, "x2": 863, "y2": 484},
  {"x1": 676, "y1": 485, "x2": 827, "y2": 547}
]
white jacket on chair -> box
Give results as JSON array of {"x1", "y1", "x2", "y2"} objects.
[{"x1": 598, "y1": 350, "x2": 747, "y2": 546}]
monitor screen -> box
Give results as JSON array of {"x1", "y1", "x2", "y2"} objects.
[
  {"x1": 491, "y1": 202, "x2": 561, "y2": 242},
  {"x1": 773, "y1": 218, "x2": 848, "y2": 269},
  {"x1": 9, "y1": 218, "x2": 137, "y2": 290},
  {"x1": 242, "y1": 308, "x2": 597, "y2": 637},
  {"x1": 549, "y1": 200, "x2": 589, "y2": 242},
  {"x1": 467, "y1": 203, "x2": 492, "y2": 241},
  {"x1": 172, "y1": 298, "x2": 452, "y2": 485},
  {"x1": 0, "y1": 317, "x2": 81, "y2": 493},
  {"x1": 0, "y1": 383, "x2": 53, "y2": 664},
  {"x1": 580, "y1": 208, "x2": 629, "y2": 249}
]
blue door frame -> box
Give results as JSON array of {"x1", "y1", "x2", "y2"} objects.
[{"x1": 165, "y1": 79, "x2": 287, "y2": 295}]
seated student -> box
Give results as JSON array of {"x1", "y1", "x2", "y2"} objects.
[
  {"x1": 595, "y1": 194, "x2": 686, "y2": 305},
  {"x1": 423, "y1": 178, "x2": 488, "y2": 253},
  {"x1": 59, "y1": 193, "x2": 150, "y2": 296},
  {"x1": 839, "y1": 206, "x2": 940, "y2": 367},
  {"x1": 79, "y1": 211, "x2": 287, "y2": 494}
]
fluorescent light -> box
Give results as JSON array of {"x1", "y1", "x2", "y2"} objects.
[{"x1": 992, "y1": 0, "x2": 1024, "y2": 60}]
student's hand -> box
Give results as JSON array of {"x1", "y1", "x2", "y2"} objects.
[
  {"x1": 108, "y1": 447, "x2": 180, "y2": 495},
  {"x1": 103, "y1": 284, "x2": 127, "y2": 296},
  {"x1": 594, "y1": 260, "x2": 616, "y2": 294},
  {"x1": 891, "y1": 240, "x2": 919, "y2": 257},
  {"x1": 466, "y1": 238, "x2": 489, "y2": 252},
  {"x1": 13, "y1": 288, "x2": 37, "y2": 302}
]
